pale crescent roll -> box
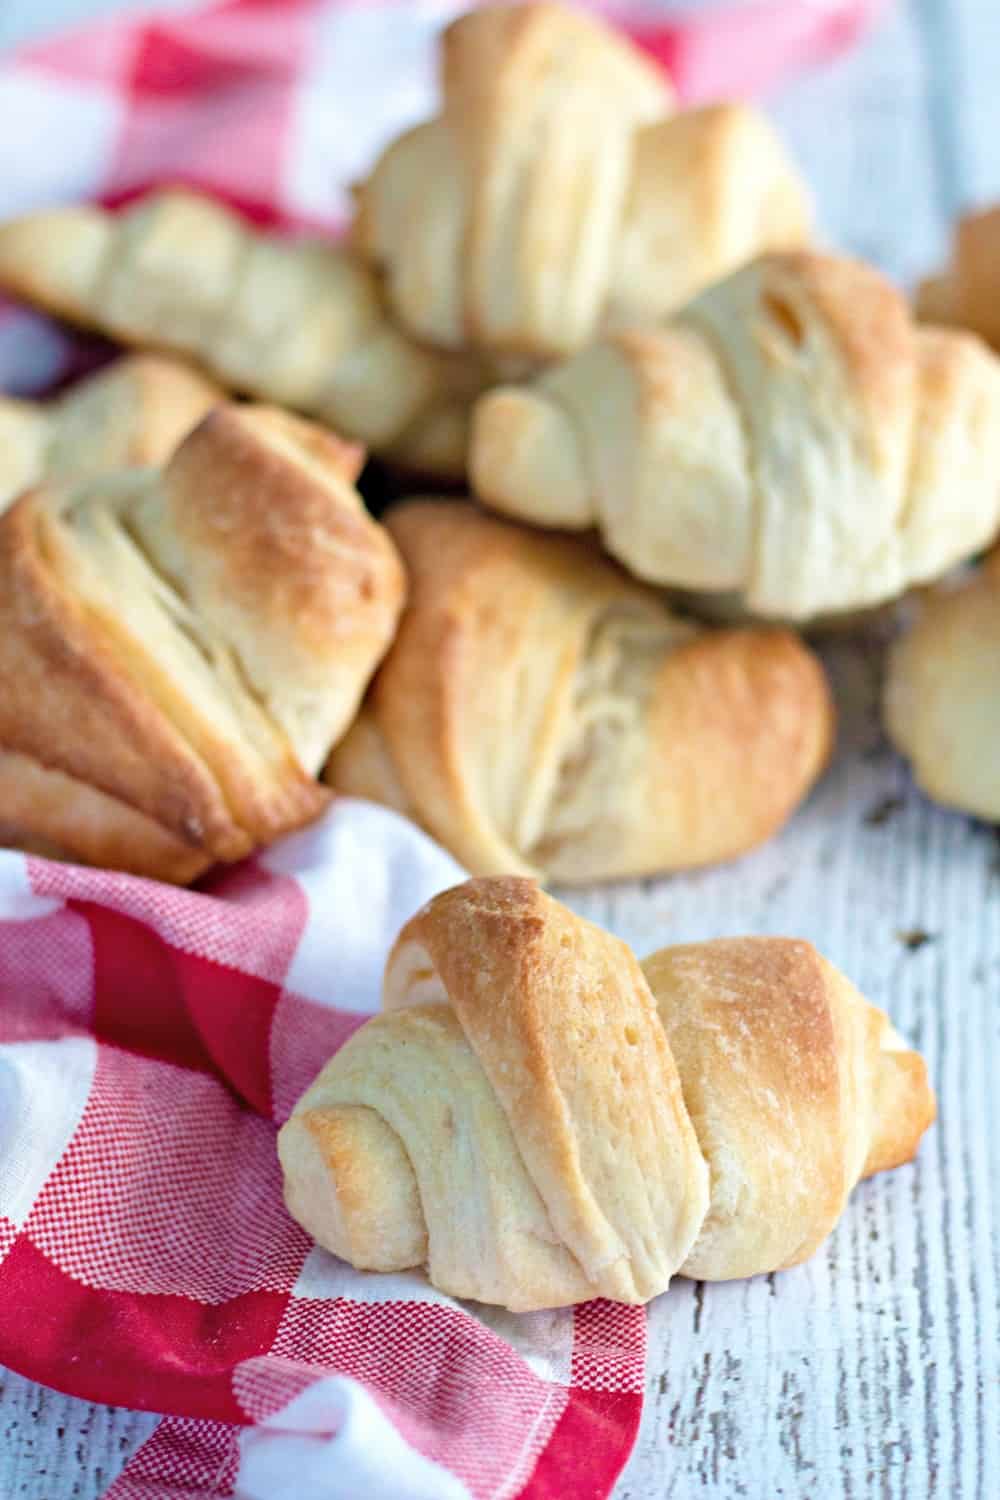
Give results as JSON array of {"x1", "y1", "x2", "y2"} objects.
[
  {"x1": 470, "y1": 251, "x2": 1000, "y2": 620},
  {"x1": 0, "y1": 189, "x2": 487, "y2": 478},
  {"x1": 279, "y1": 878, "x2": 935, "y2": 1311},
  {"x1": 885, "y1": 549, "x2": 1000, "y2": 822},
  {"x1": 325, "y1": 500, "x2": 834, "y2": 883},
  {"x1": 0, "y1": 405, "x2": 405, "y2": 881},
  {"x1": 353, "y1": 2, "x2": 809, "y2": 359}
]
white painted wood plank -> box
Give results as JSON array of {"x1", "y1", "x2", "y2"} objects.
[
  {"x1": 0, "y1": 1367, "x2": 157, "y2": 1499},
  {"x1": 927, "y1": 0, "x2": 1000, "y2": 210},
  {"x1": 767, "y1": 0, "x2": 942, "y2": 286},
  {"x1": 4, "y1": 628, "x2": 996, "y2": 1500},
  {"x1": 582, "y1": 634, "x2": 1000, "y2": 1499},
  {"x1": 615, "y1": 870, "x2": 998, "y2": 1495}
]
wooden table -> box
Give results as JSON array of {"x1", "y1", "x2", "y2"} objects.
[{"x1": 2, "y1": 1, "x2": 999, "y2": 1496}]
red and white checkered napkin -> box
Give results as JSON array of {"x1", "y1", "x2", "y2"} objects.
[
  {"x1": 0, "y1": 803, "x2": 649, "y2": 1500},
  {"x1": 0, "y1": 1, "x2": 888, "y2": 1495}
]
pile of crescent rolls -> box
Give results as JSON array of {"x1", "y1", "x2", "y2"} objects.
[{"x1": 6, "y1": 0, "x2": 996, "y2": 1308}]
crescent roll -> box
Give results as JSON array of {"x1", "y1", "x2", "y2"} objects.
[
  {"x1": 917, "y1": 205, "x2": 1000, "y2": 349},
  {"x1": 0, "y1": 189, "x2": 486, "y2": 477},
  {"x1": 325, "y1": 501, "x2": 834, "y2": 882},
  {"x1": 0, "y1": 354, "x2": 221, "y2": 514},
  {"x1": 353, "y1": 2, "x2": 809, "y2": 359},
  {"x1": 0, "y1": 404, "x2": 405, "y2": 881},
  {"x1": 884, "y1": 549, "x2": 1000, "y2": 822},
  {"x1": 470, "y1": 250, "x2": 1000, "y2": 620},
  {"x1": 278, "y1": 877, "x2": 935, "y2": 1311}
]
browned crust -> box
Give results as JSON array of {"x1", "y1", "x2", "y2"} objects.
[
  {"x1": 388, "y1": 875, "x2": 706, "y2": 1295},
  {"x1": 373, "y1": 502, "x2": 527, "y2": 865},
  {"x1": 359, "y1": 501, "x2": 832, "y2": 880},
  {"x1": 863, "y1": 1047, "x2": 937, "y2": 1177},
  {"x1": 391, "y1": 875, "x2": 640, "y2": 1045},
  {"x1": 369, "y1": 500, "x2": 638, "y2": 873},
  {"x1": 164, "y1": 405, "x2": 403, "y2": 662},
  {"x1": 915, "y1": 272, "x2": 956, "y2": 326},
  {"x1": 0, "y1": 488, "x2": 253, "y2": 860},
  {"x1": 0, "y1": 398, "x2": 405, "y2": 877},
  {"x1": 647, "y1": 936, "x2": 845, "y2": 1266},
  {"x1": 917, "y1": 207, "x2": 1000, "y2": 348},
  {"x1": 644, "y1": 934, "x2": 935, "y2": 1273},
  {"x1": 818, "y1": 950, "x2": 937, "y2": 1181},
  {"x1": 763, "y1": 251, "x2": 916, "y2": 434},
  {"x1": 0, "y1": 748, "x2": 211, "y2": 883},
  {"x1": 389, "y1": 875, "x2": 646, "y2": 1119},
  {"x1": 387, "y1": 884, "x2": 935, "y2": 1287},
  {"x1": 665, "y1": 936, "x2": 837, "y2": 1086},
  {"x1": 299, "y1": 1108, "x2": 380, "y2": 1235},
  {"x1": 642, "y1": 624, "x2": 836, "y2": 869}
]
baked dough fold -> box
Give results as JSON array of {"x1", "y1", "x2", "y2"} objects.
[
  {"x1": 325, "y1": 500, "x2": 834, "y2": 881},
  {"x1": 470, "y1": 251, "x2": 1000, "y2": 620},
  {"x1": 884, "y1": 548, "x2": 1000, "y2": 822},
  {"x1": 279, "y1": 877, "x2": 935, "y2": 1310},
  {"x1": 0, "y1": 190, "x2": 486, "y2": 477},
  {"x1": 0, "y1": 404, "x2": 405, "y2": 880},
  {"x1": 353, "y1": 2, "x2": 809, "y2": 358},
  {"x1": 0, "y1": 353, "x2": 221, "y2": 515}
]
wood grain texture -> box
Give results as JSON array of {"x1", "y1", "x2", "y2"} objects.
[
  {"x1": 1, "y1": 1, "x2": 998, "y2": 1497},
  {"x1": 0, "y1": 1370, "x2": 157, "y2": 1497},
  {"x1": 597, "y1": 625, "x2": 1000, "y2": 1499}
]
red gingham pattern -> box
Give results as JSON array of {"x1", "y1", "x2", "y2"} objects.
[
  {"x1": 0, "y1": 812, "x2": 650, "y2": 1498},
  {"x1": 103, "y1": 1419, "x2": 241, "y2": 1500},
  {"x1": 267, "y1": 989, "x2": 367, "y2": 1122},
  {"x1": 32, "y1": 855, "x2": 310, "y2": 984},
  {"x1": 25, "y1": 1048, "x2": 306, "y2": 1300},
  {"x1": 0, "y1": 3, "x2": 889, "y2": 1495},
  {"x1": 572, "y1": 1301, "x2": 648, "y2": 1392},
  {"x1": 266, "y1": 1297, "x2": 570, "y2": 1473},
  {"x1": 0, "y1": 903, "x2": 95, "y2": 1040},
  {"x1": 0, "y1": 1217, "x2": 17, "y2": 1265}
]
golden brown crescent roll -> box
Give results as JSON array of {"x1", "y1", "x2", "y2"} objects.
[
  {"x1": 917, "y1": 206, "x2": 1000, "y2": 349},
  {"x1": 0, "y1": 749, "x2": 210, "y2": 884},
  {"x1": 0, "y1": 189, "x2": 486, "y2": 478},
  {"x1": 278, "y1": 877, "x2": 935, "y2": 1311},
  {"x1": 884, "y1": 549, "x2": 1000, "y2": 822},
  {"x1": 0, "y1": 404, "x2": 405, "y2": 881},
  {"x1": 0, "y1": 354, "x2": 221, "y2": 514},
  {"x1": 325, "y1": 501, "x2": 834, "y2": 882},
  {"x1": 353, "y1": 2, "x2": 808, "y2": 359},
  {"x1": 470, "y1": 250, "x2": 1000, "y2": 621}
]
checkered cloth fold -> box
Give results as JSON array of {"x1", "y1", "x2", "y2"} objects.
[{"x1": 0, "y1": 3, "x2": 888, "y2": 1495}]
